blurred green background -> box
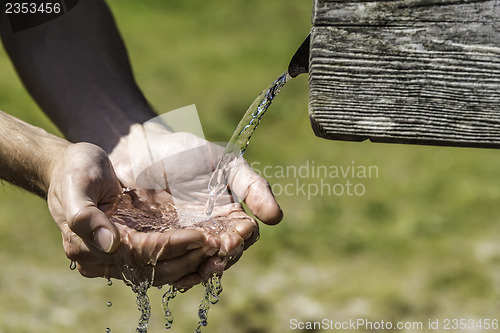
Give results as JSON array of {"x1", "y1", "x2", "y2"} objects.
[{"x1": 1, "y1": 1, "x2": 500, "y2": 332}]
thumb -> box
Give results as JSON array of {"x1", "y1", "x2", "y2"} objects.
[
  {"x1": 229, "y1": 158, "x2": 283, "y2": 225},
  {"x1": 243, "y1": 177, "x2": 283, "y2": 225},
  {"x1": 52, "y1": 142, "x2": 121, "y2": 253},
  {"x1": 67, "y1": 204, "x2": 120, "y2": 253}
]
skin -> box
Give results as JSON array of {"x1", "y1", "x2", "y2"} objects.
[{"x1": 0, "y1": 1, "x2": 282, "y2": 288}]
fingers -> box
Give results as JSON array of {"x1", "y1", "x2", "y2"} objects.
[
  {"x1": 64, "y1": 218, "x2": 224, "y2": 286},
  {"x1": 76, "y1": 245, "x2": 223, "y2": 288},
  {"x1": 115, "y1": 225, "x2": 219, "y2": 263},
  {"x1": 230, "y1": 217, "x2": 260, "y2": 249},
  {"x1": 198, "y1": 256, "x2": 225, "y2": 280},
  {"x1": 155, "y1": 229, "x2": 219, "y2": 261},
  {"x1": 153, "y1": 247, "x2": 213, "y2": 285},
  {"x1": 229, "y1": 158, "x2": 283, "y2": 225},
  {"x1": 219, "y1": 232, "x2": 244, "y2": 258},
  {"x1": 70, "y1": 222, "x2": 254, "y2": 288},
  {"x1": 172, "y1": 274, "x2": 203, "y2": 290}
]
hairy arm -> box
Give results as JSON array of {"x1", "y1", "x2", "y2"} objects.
[
  {"x1": 0, "y1": 110, "x2": 68, "y2": 197},
  {"x1": 0, "y1": 0, "x2": 156, "y2": 152}
]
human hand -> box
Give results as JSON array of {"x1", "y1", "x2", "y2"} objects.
[
  {"x1": 46, "y1": 142, "x2": 221, "y2": 287},
  {"x1": 109, "y1": 123, "x2": 283, "y2": 270}
]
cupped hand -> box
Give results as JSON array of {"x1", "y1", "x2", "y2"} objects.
[
  {"x1": 109, "y1": 123, "x2": 283, "y2": 270},
  {"x1": 46, "y1": 142, "x2": 221, "y2": 287}
]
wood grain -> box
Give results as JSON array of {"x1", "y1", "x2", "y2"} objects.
[{"x1": 309, "y1": 0, "x2": 500, "y2": 147}]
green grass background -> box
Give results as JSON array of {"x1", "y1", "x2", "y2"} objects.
[{"x1": 1, "y1": 1, "x2": 500, "y2": 332}]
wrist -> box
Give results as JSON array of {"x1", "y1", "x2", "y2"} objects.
[{"x1": 43, "y1": 135, "x2": 72, "y2": 194}]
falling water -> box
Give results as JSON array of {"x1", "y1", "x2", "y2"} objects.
[
  {"x1": 162, "y1": 285, "x2": 177, "y2": 329},
  {"x1": 205, "y1": 72, "x2": 291, "y2": 216},
  {"x1": 195, "y1": 274, "x2": 223, "y2": 333},
  {"x1": 119, "y1": 263, "x2": 155, "y2": 333}
]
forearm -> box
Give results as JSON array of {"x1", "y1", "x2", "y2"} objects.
[
  {"x1": 0, "y1": 0, "x2": 156, "y2": 152},
  {"x1": 0, "y1": 110, "x2": 70, "y2": 198}
]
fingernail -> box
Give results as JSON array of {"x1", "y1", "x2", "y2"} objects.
[
  {"x1": 187, "y1": 241, "x2": 204, "y2": 250},
  {"x1": 92, "y1": 228, "x2": 114, "y2": 253}
]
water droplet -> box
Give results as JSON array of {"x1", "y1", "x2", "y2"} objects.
[
  {"x1": 107, "y1": 301, "x2": 112, "y2": 307},
  {"x1": 107, "y1": 279, "x2": 113, "y2": 286},
  {"x1": 69, "y1": 260, "x2": 77, "y2": 270},
  {"x1": 106, "y1": 328, "x2": 111, "y2": 333}
]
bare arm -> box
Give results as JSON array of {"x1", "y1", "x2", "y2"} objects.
[
  {"x1": 0, "y1": 110, "x2": 68, "y2": 197},
  {"x1": 0, "y1": 0, "x2": 156, "y2": 152}
]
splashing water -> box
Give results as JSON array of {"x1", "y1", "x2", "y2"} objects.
[
  {"x1": 205, "y1": 72, "x2": 290, "y2": 216},
  {"x1": 195, "y1": 274, "x2": 223, "y2": 333}
]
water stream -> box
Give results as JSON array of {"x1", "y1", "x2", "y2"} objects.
[
  {"x1": 195, "y1": 274, "x2": 223, "y2": 333},
  {"x1": 118, "y1": 259, "x2": 155, "y2": 333},
  {"x1": 205, "y1": 72, "x2": 290, "y2": 216},
  {"x1": 161, "y1": 285, "x2": 177, "y2": 329}
]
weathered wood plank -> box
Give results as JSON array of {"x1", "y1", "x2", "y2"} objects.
[{"x1": 309, "y1": 0, "x2": 500, "y2": 147}]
